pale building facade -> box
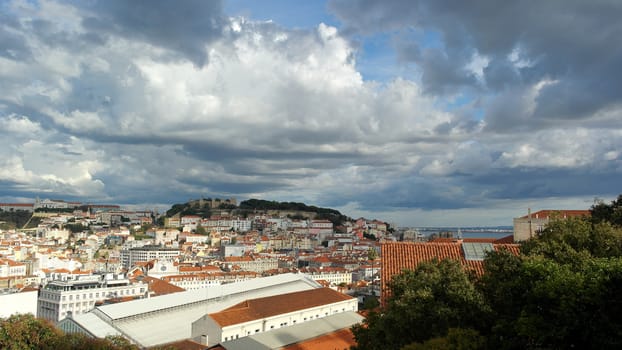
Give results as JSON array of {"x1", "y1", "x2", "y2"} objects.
[
  {"x1": 196, "y1": 287, "x2": 357, "y2": 346},
  {"x1": 38, "y1": 273, "x2": 147, "y2": 323}
]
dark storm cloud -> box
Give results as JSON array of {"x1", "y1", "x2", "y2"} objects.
[
  {"x1": 329, "y1": 0, "x2": 622, "y2": 130},
  {"x1": 467, "y1": 167, "x2": 622, "y2": 200},
  {"x1": 319, "y1": 163, "x2": 622, "y2": 213},
  {"x1": 417, "y1": 47, "x2": 478, "y2": 95},
  {"x1": 77, "y1": 0, "x2": 225, "y2": 67}
]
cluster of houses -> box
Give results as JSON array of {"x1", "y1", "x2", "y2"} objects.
[
  {"x1": 1, "y1": 199, "x2": 389, "y2": 339},
  {"x1": 0, "y1": 197, "x2": 590, "y2": 349}
]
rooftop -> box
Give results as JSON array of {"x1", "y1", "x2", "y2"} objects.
[
  {"x1": 381, "y1": 241, "x2": 520, "y2": 302},
  {"x1": 519, "y1": 209, "x2": 591, "y2": 219},
  {"x1": 209, "y1": 287, "x2": 354, "y2": 327},
  {"x1": 216, "y1": 311, "x2": 363, "y2": 350}
]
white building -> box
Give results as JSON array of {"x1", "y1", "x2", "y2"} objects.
[
  {"x1": 58, "y1": 274, "x2": 322, "y2": 348},
  {"x1": 36, "y1": 227, "x2": 70, "y2": 243},
  {"x1": 34, "y1": 198, "x2": 74, "y2": 210},
  {"x1": 231, "y1": 217, "x2": 252, "y2": 232},
  {"x1": 154, "y1": 229, "x2": 179, "y2": 245},
  {"x1": 38, "y1": 273, "x2": 147, "y2": 323},
  {"x1": 196, "y1": 287, "x2": 358, "y2": 346},
  {"x1": 223, "y1": 256, "x2": 278, "y2": 273},
  {"x1": 0, "y1": 258, "x2": 27, "y2": 278},
  {"x1": 300, "y1": 267, "x2": 353, "y2": 286},
  {"x1": 120, "y1": 245, "x2": 180, "y2": 268},
  {"x1": 0, "y1": 288, "x2": 38, "y2": 318}
]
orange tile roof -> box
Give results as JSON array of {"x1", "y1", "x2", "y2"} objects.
[
  {"x1": 520, "y1": 209, "x2": 590, "y2": 219},
  {"x1": 494, "y1": 234, "x2": 515, "y2": 244},
  {"x1": 381, "y1": 242, "x2": 520, "y2": 303},
  {"x1": 282, "y1": 327, "x2": 357, "y2": 350},
  {"x1": 209, "y1": 288, "x2": 354, "y2": 327},
  {"x1": 141, "y1": 276, "x2": 185, "y2": 295}
]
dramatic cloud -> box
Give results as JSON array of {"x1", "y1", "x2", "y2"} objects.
[
  {"x1": 330, "y1": 0, "x2": 622, "y2": 128},
  {"x1": 0, "y1": 0, "x2": 620, "y2": 225}
]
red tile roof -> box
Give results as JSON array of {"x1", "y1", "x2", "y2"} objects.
[
  {"x1": 520, "y1": 209, "x2": 590, "y2": 219},
  {"x1": 282, "y1": 327, "x2": 357, "y2": 350},
  {"x1": 209, "y1": 288, "x2": 354, "y2": 327},
  {"x1": 140, "y1": 276, "x2": 185, "y2": 296},
  {"x1": 381, "y1": 242, "x2": 520, "y2": 303}
]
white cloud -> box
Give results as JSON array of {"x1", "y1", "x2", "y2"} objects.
[{"x1": 0, "y1": 1, "x2": 620, "y2": 227}]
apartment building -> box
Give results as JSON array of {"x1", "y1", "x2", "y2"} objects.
[
  {"x1": 38, "y1": 273, "x2": 147, "y2": 322},
  {"x1": 120, "y1": 245, "x2": 180, "y2": 268}
]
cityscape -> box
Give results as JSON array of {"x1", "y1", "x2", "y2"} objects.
[
  {"x1": 0, "y1": 195, "x2": 603, "y2": 348},
  {"x1": 1, "y1": 0, "x2": 621, "y2": 349}
]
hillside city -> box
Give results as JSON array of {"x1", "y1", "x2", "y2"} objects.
[{"x1": 0, "y1": 196, "x2": 616, "y2": 349}]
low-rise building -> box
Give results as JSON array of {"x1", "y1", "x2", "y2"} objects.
[
  {"x1": 513, "y1": 209, "x2": 590, "y2": 241},
  {"x1": 195, "y1": 287, "x2": 357, "y2": 347},
  {"x1": 300, "y1": 267, "x2": 353, "y2": 286}
]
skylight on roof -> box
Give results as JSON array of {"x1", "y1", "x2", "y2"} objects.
[{"x1": 462, "y1": 242, "x2": 493, "y2": 261}]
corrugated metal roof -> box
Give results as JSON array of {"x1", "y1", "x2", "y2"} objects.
[
  {"x1": 68, "y1": 273, "x2": 322, "y2": 348},
  {"x1": 462, "y1": 242, "x2": 494, "y2": 261},
  {"x1": 98, "y1": 273, "x2": 319, "y2": 320},
  {"x1": 60, "y1": 312, "x2": 121, "y2": 338}
]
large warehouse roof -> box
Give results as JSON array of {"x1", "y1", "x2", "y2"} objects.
[{"x1": 60, "y1": 273, "x2": 322, "y2": 347}]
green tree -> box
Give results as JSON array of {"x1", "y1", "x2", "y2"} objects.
[
  {"x1": 402, "y1": 328, "x2": 486, "y2": 350},
  {"x1": 480, "y1": 215, "x2": 622, "y2": 349},
  {"x1": 0, "y1": 314, "x2": 62, "y2": 350},
  {"x1": 0, "y1": 314, "x2": 139, "y2": 350},
  {"x1": 352, "y1": 259, "x2": 490, "y2": 350},
  {"x1": 591, "y1": 195, "x2": 622, "y2": 227},
  {"x1": 353, "y1": 206, "x2": 622, "y2": 350},
  {"x1": 362, "y1": 295, "x2": 379, "y2": 310},
  {"x1": 367, "y1": 247, "x2": 378, "y2": 261},
  {"x1": 195, "y1": 224, "x2": 207, "y2": 235}
]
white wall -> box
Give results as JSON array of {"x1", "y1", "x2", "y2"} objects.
[{"x1": 0, "y1": 290, "x2": 38, "y2": 318}]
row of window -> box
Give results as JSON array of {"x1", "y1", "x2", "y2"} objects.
[{"x1": 223, "y1": 306, "x2": 355, "y2": 342}]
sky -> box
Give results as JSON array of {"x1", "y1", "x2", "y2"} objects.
[{"x1": 1, "y1": 0, "x2": 621, "y2": 227}]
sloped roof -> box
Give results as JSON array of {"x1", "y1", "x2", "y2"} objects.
[
  {"x1": 209, "y1": 287, "x2": 354, "y2": 327},
  {"x1": 217, "y1": 311, "x2": 363, "y2": 350},
  {"x1": 140, "y1": 276, "x2": 185, "y2": 296},
  {"x1": 282, "y1": 327, "x2": 356, "y2": 350},
  {"x1": 519, "y1": 209, "x2": 590, "y2": 219},
  {"x1": 381, "y1": 242, "x2": 520, "y2": 302}
]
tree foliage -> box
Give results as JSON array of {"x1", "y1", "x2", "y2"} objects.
[
  {"x1": 353, "y1": 203, "x2": 622, "y2": 350},
  {"x1": 0, "y1": 314, "x2": 139, "y2": 349},
  {"x1": 402, "y1": 328, "x2": 486, "y2": 350},
  {"x1": 0, "y1": 209, "x2": 32, "y2": 229},
  {"x1": 591, "y1": 195, "x2": 622, "y2": 227},
  {"x1": 352, "y1": 259, "x2": 490, "y2": 350},
  {"x1": 239, "y1": 199, "x2": 350, "y2": 225}
]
